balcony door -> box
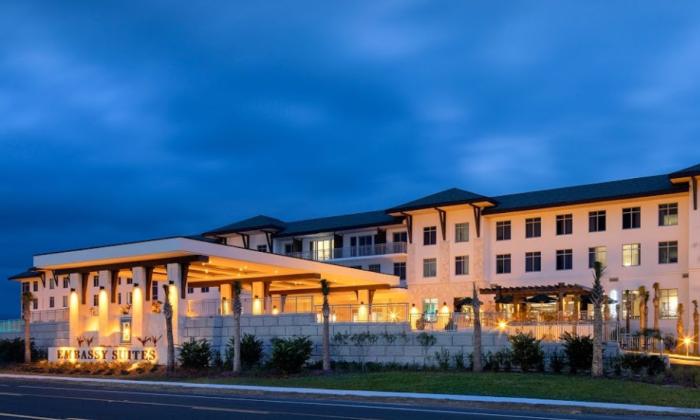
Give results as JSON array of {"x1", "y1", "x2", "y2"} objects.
[{"x1": 350, "y1": 235, "x2": 373, "y2": 256}]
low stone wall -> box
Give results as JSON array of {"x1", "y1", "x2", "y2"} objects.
[
  {"x1": 0, "y1": 321, "x2": 69, "y2": 350},
  {"x1": 182, "y1": 314, "x2": 510, "y2": 366}
]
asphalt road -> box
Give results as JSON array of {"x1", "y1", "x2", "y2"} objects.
[{"x1": 0, "y1": 378, "x2": 691, "y2": 420}]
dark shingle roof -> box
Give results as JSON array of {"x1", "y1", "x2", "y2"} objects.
[
  {"x1": 669, "y1": 163, "x2": 700, "y2": 179},
  {"x1": 386, "y1": 188, "x2": 493, "y2": 213},
  {"x1": 8, "y1": 269, "x2": 42, "y2": 281},
  {"x1": 278, "y1": 211, "x2": 403, "y2": 237},
  {"x1": 204, "y1": 215, "x2": 287, "y2": 235},
  {"x1": 484, "y1": 174, "x2": 687, "y2": 214}
]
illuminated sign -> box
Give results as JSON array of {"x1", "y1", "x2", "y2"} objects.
[{"x1": 49, "y1": 347, "x2": 157, "y2": 363}]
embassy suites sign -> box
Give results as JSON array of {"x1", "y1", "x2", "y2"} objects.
[{"x1": 49, "y1": 347, "x2": 157, "y2": 363}]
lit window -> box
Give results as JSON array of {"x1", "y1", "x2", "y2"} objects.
[
  {"x1": 311, "y1": 239, "x2": 333, "y2": 260},
  {"x1": 525, "y1": 252, "x2": 541, "y2": 272},
  {"x1": 496, "y1": 254, "x2": 511, "y2": 274},
  {"x1": 622, "y1": 207, "x2": 641, "y2": 229},
  {"x1": 423, "y1": 298, "x2": 438, "y2": 322},
  {"x1": 622, "y1": 243, "x2": 641, "y2": 266},
  {"x1": 660, "y1": 289, "x2": 679, "y2": 319},
  {"x1": 556, "y1": 214, "x2": 573, "y2": 235},
  {"x1": 455, "y1": 255, "x2": 469, "y2": 275},
  {"x1": 525, "y1": 217, "x2": 541, "y2": 238},
  {"x1": 658, "y1": 241, "x2": 678, "y2": 264},
  {"x1": 659, "y1": 203, "x2": 678, "y2": 226},
  {"x1": 423, "y1": 227, "x2": 437, "y2": 245},
  {"x1": 423, "y1": 258, "x2": 437, "y2": 277},
  {"x1": 496, "y1": 221, "x2": 511, "y2": 241},
  {"x1": 556, "y1": 249, "x2": 573, "y2": 270},
  {"x1": 455, "y1": 223, "x2": 469, "y2": 242},
  {"x1": 589, "y1": 210, "x2": 606, "y2": 232},
  {"x1": 120, "y1": 317, "x2": 132, "y2": 343},
  {"x1": 588, "y1": 246, "x2": 607, "y2": 268}
]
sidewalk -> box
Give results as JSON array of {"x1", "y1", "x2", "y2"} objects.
[{"x1": 1, "y1": 373, "x2": 699, "y2": 416}]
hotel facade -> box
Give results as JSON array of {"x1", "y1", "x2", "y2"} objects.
[{"x1": 7, "y1": 163, "x2": 700, "y2": 363}]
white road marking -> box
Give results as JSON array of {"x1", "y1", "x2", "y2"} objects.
[
  {"x1": 0, "y1": 412, "x2": 60, "y2": 420},
  {"x1": 15, "y1": 385, "x2": 569, "y2": 419}
]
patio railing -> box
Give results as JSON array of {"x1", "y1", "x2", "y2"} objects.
[
  {"x1": 186, "y1": 295, "x2": 316, "y2": 317},
  {"x1": 30, "y1": 309, "x2": 69, "y2": 323},
  {"x1": 314, "y1": 303, "x2": 409, "y2": 323}
]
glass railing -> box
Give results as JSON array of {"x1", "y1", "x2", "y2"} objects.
[{"x1": 314, "y1": 303, "x2": 409, "y2": 323}]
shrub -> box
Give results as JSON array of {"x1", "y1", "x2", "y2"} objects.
[
  {"x1": 561, "y1": 332, "x2": 593, "y2": 374},
  {"x1": 178, "y1": 338, "x2": 212, "y2": 369},
  {"x1": 548, "y1": 350, "x2": 565, "y2": 374},
  {"x1": 434, "y1": 348, "x2": 450, "y2": 370},
  {"x1": 494, "y1": 349, "x2": 513, "y2": 372},
  {"x1": 509, "y1": 333, "x2": 543, "y2": 372},
  {"x1": 620, "y1": 353, "x2": 666, "y2": 376},
  {"x1": 0, "y1": 338, "x2": 38, "y2": 364},
  {"x1": 269, "y1": 336, "x2": 313, "y2": 374},
  {"x1": 453, "y1": 351, "x2": 466, "y2": 370},
  {"x1": 224, "y1": 334, "x2": 264, "y2": 370}
]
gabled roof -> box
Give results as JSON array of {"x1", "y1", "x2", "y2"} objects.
[
  {"x1": 669, "y1": 163, "x2": 700, "y2": 179},
  {"x1": 204, "y1": 215, "x2": 286, "y2": 236},
  {"x1": 386, "y1": 188, "x2": 493, "y2": 213},
  {"x1": 484, "y1": 174, "x2": 686, "y2": 214},
  {"x1": 278, "y1": 210, "x2": 403, "y2": 237}
]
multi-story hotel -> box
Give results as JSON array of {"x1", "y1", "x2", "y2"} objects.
[{"x1": 7, "y1": 163, "x2": 700, "y2": 362}]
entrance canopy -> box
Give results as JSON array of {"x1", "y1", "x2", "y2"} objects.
[{"x1": 32, "y1": 236, "x2": 401, "y2": 295}]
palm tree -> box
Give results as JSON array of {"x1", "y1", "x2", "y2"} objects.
[
  {"x1": 320, "y1": 279, "x2": 331, "y2": 372},
  {"x1": 471, "y1": 283, "x2": 482, "y2": 372},
  {"x1": 232, "y1": 281, "x2": 242, "y2": 374},
  {"x1": 21, "y1": 291, "x2": 33, "y2": 363},
  {"x1": 162, "y1": 284, "x2": 175, "y2": 374},
  {"x1": 652, "y1": 282, "x2": 660, "y2": 332},
  {"x1": 591, "y1": 261, "x2": 605, "y2": 377}
]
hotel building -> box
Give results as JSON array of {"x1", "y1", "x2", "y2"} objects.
[{"x1": 7, "y1": 163, "x2": 700, "y2": 363}]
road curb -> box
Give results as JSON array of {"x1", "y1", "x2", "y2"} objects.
[{"x1": 1, "y1": 373, "x2": 699, "y2": 415}]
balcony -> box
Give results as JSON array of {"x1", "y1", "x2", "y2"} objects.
[{"x1": 282, "y1": 242, "x2": 407, "y2": 261}]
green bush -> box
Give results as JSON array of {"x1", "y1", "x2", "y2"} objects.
[
  {"x1": 269, "y1": 336, "x2": 313, "y2": 374},
  {"x1": 453, "y1": 351, "x2": 466, "y2": 370},
  {"x1": 178, "y1": 338, "x2": 212, "y2": 369},
  {"x1": 548, "y1": 350, "x2": 565, "y2": 374},
  {"x1": 434, "y1": 348, "x2": 450, "y2": 370},
  {"x1": 620, "y1": 353, "x2": 666, "y2": 376},
  {"x1": 225, "y1": 334, "x2": 264, "y2": 369},
  {"x1": 508, "y1": 333, "x2": 543, "y2": 372},
  {"x1": 0, "y1": 338, "x2": 37, "y2": 364},
  {"x1": 561, "y1": 332, "x2": 593, "y2": 374}
]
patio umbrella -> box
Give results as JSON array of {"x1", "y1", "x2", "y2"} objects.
[{"x1": 526, "y1": 294, "x2": 556, "y2": 304}]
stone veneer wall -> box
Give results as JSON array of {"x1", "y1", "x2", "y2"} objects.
[
  {"x1": 182, "y1": 313, "x2": 510, "y2": 366},
  {"x1": 0, "y1": 321, "x2": 69, "y2": 350}
]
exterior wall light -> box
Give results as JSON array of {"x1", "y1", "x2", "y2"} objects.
[{"x1": 272, "y1": 305, "x2": 279, "y2": 315}]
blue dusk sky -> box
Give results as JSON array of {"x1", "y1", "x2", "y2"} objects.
[{"x1": 1, "y1": 1, "x2": 700, "y2": 316}]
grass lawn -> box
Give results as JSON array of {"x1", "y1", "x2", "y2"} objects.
[{"x1": 187, "y1": 371, "x2": 700, "y2": 408}]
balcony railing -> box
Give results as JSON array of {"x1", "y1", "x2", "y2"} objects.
[
  {"x1": 30, "y1": 309, "x2": 69, "y2": 323},
  {"x1": 283, "y1": 242, "x2": 407, "y2": 261}
]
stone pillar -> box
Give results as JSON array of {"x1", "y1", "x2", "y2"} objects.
[
  {"x1": 97, "y1": 270, "x2": 112, "y2": 345},
  {"x1": 220, "y1": 283, "x2": 232, "y2": 315},
  {"x1": 68, "y1": 273, "x2": 84, "y2": 347},
  {"x1": 131, "y1": 267, "x2": 147, "y2": 341},
  {"x1": 166, "y1": 263, "x2": 183, "y2": 345}
]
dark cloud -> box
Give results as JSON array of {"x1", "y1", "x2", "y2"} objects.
[{"x1": 1, "y1": 1, "x2": 700, "y2": 316}]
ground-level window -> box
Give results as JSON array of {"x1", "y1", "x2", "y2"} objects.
[
  {"x1": 368, "y1": 264, "x2": 381, "y2": 273},
  {"x1": 496, "y1": 254, "x2": 511, "y2": 274},
  {"x1": 423, "y1": 298, "x2": 438, "y2": 321},
  {"x1": 658, "y1": 241, "x2": 678, "y2": 264},
  {"x1": 622, "y1": 243, "x2": 641, "y2": 266},
  {"x1": 588, "y1": 246, "x2": 607, "y2": 268},
  {"x1": 455, "y1": 255, "x2": 469, "y2": 275},
  {"x1": 423, "y1": 258, "x2": 437, "y2": 277},
  {"x1": 525, "y1": 252, "x2": 541, "y2": 272},
  {"x1": 660, "y1": 288, "x2": 678, "y2": 319},
  {"x1": 393, "y1": 262, "x2": 406, "y2": 280},
  {"x1": 556, "y1": 249, "x2": 573, "y2": 270}
]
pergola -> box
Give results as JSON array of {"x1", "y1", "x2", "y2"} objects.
[{"x1": 480, "y1": 283, "x2": 593, "y2": 321}]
